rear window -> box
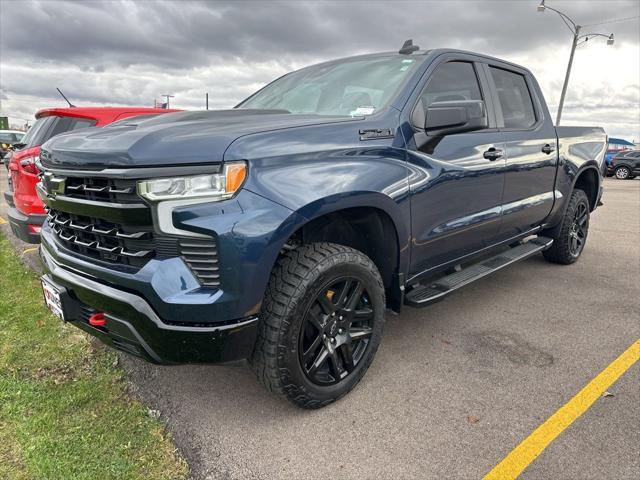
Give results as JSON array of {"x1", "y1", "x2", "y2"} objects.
[
  {"x1": 48, "y1": 117, "x2": 97, "y2": 138},
  {"x1": 490, "y1": 67, "x2": 537, "y2": 129},
  {"x1": 20, "y1": 116, "x2": 98, "y2": 148},
  {"x1": 19, "y1": 116, "x2": 55, "y2": 148}
]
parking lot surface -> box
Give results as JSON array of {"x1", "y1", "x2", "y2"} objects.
[{"x1": 1, "y1": 171, "x2": 638, "y2": 479}]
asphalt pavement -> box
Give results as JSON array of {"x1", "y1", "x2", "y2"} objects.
[{"x1": 1, "y1": 169, "x2": 638, "y2": 480}]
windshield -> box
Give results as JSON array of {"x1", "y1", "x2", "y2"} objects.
[{"x1": 238, "y1": 55, "x2": 418, "y2": 116}]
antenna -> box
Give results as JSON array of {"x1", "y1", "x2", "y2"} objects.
[
  {"x1": 56, "y1": 88, "x2": 75, "y2": 108},
  {"x1": 399, "y1": 39, "x2": 419, "y2": 55}
]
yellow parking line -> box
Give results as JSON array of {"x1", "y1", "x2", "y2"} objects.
[
  {"x1": 0, "y1": 216, "x2": 7, "y2": 225},
  {"x1": 22, "y1": 247, "x2": 38, "y2": 255},
  {"x1": 484, "y1": 339, "x2": 640, "y2": 480}
]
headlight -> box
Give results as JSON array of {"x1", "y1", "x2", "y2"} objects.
[{"x1": 137, "y1": 161, "x2": 247, "y2": 202}]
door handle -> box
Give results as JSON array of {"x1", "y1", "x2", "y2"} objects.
[
  {"x1": 483, "y1": 147, "x2": 503, "y2": 161},
  {"x1": 542, "y1": 143, "x2": 555, "y2": 155}
]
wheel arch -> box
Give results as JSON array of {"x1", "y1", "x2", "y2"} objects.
[
  {"x1": 572, "y1": 165, "x2": 601, "y2": 211},
  {"x1": 270, "y1": 192, "x2": 409, "y2": 311}
]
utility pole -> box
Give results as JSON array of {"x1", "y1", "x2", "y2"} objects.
[
  {"x1": 161, "y1": 94, "x2": 175, "y2": 109},
  {"x1": 537, "y1": 0, "x2": 614, "y2": 125},
  {"x1": 556, "y1": 25, "x2": 580, "y2": 126},
  {"x1": 206, "y1": 93, "x2": 209, "y2": 110}
]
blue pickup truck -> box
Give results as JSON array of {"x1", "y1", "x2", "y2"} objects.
[{"x1": 36, "y1": 43, "x2": 606, "y2": 408}]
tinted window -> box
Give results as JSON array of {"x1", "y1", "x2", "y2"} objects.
[
  {"x1": 490, "y1": 67, "x2": 536, "y2": 129},
  {"x1": 68, "y1": 118, "x2": 97, "y2": 131},
  {"x1": 20, "y1": 116, "x2": 55, "y2": 148},
  {"x1": 43, "y1": 117, "x2": 96, "y2": 141},
  {"x1": 420, "y1": 62, "x2": 482, "y2": 108}
]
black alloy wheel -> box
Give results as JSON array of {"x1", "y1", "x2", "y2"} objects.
[
  {"x1": 568, "y1": 200, "x2": 588, "y2": 258},
  {"x1": 299, "y1": 278, "x2": 375, "y2": 385},
  {"x1": 542, "y1": 188, "x2": 590, "y2": 265},
  {"x1": 251, "y1": 242, "x2": 385, "y2": 409}
]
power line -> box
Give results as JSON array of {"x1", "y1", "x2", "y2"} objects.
[{"x1": 582, "y1": 15, "x2": 640, "y2": 28}]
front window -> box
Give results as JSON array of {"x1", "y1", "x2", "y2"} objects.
[{"x1": 238, "y1": 56, "x2": 418, "y2": 116}]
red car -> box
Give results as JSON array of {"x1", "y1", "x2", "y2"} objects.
[{"x1": 6, "y1": 107, "x2": 179, "y2": 243}]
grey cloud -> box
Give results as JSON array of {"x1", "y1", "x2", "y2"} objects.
[
  {"x1": 0, "y1": 0, "x2": 638, "y2": 138},
  {"x1": 2, "y1": 0, "x2": 638, "y2": 69}
]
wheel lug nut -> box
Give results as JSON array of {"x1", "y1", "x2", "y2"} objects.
[
  {"x1": 338, "y1": 328, "x2": 343, "y2": 334},
  {"x1": 323, "y1": 334, "x2": 327, "y2": 339},
  {"x1": 331, "y1": 338, "x2": 336, "y2": 343}
]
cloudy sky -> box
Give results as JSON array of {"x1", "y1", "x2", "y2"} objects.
[{"x1": 1, "y1": 0, "x2": 639, "y2": 140}]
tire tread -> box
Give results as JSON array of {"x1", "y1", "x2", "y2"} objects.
[
  {"x1": 250, "y1": 242, "x2": 384, "y2": 408},
  {"x1": 542, "y1": 188, "x2": 590, "y2": 265}
]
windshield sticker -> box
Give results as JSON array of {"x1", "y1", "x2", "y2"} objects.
[
  {"x1": 402, "y1": 59, "x2": 415, "y2": 63},
  {"x1": 351, "y1": 106, "x2": 376, "y2": 116}
]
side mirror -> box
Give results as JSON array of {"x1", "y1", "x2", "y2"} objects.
[{"x1": 425, "y1": 100, "x2": 487, "y2": 135}]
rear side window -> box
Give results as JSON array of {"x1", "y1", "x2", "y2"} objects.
[
  {"x1": 420, "y1": 62, "x2": 483, "y2": 108},
  {"x1": 489, "y1": 67, "x2": 536, "y2": 129}
]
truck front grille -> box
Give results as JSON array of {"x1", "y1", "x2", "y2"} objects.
[
  {"x1": 46, "y1": 208, "x2": 155, "y2": 268},
  {"x1": 42, "y1": 172, "x2": 220, "y2": 288},
  {"x1": 62, "y1": 177, "x2": 141, "y2": 204}
]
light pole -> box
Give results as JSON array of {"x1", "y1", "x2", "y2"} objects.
[
  {"x1": 161, "y1": 94, "x2": 175, "y2": 109},
  {"x1": 538, "y1": 0, "x2": 614, "y2": 125}
]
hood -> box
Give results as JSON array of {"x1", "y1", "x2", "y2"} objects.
[{"x1": 40, "y1": 109, "x2": 356, "y2": 169}]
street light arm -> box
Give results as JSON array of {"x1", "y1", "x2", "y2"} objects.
[
  {"x1": 577, "y1": 33, "x2": 612, "y2": 40},
  {"x1": 577, "y1": 33, "x2": 614, "y2": 46},
  {"x1": 543, "y1": 4, "x2": 578, "y2": 33}
]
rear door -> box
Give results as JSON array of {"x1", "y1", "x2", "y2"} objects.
[{"x1": 484, "y1": 64, "x2": 558, "y2": 238}]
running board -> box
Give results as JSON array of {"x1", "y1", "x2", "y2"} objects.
[{"x1": 405, "y1": 236, "x2": 553, "y2": 307}]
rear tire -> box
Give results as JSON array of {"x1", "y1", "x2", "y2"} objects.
[
  {"x1": 250, "y1": 242, "x2": 385, "y2": 409},
  {"x1": 615, "y1": 166, "x2": 631, "y2": 179},
  {"x1": 542, "y1": 189, "x2": 590, "y2": 265}
]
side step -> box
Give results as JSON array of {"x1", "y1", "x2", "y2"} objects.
[{"x1": 405, "y1": 236, "x2": 553, "y2": 307}]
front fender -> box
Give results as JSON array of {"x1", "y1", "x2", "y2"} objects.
[{"x1": 240, "y1": 148, "x2": 412, "y2": 275}]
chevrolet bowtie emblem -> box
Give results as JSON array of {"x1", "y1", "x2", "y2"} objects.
[{"x1": 42, "y1": 172, "x2": 66, "y2": 197}]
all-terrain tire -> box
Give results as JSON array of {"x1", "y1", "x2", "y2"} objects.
[
  {"x1": 250, "y1": 242, "x2": 385, "y2": 409},
  {"x1": 542, "y1": 188, "x2": 590, "y2": 265}
]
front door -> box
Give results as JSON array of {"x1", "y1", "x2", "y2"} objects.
[{"x1": 404, "y1": 59, "x2": 505, "y2": 278}]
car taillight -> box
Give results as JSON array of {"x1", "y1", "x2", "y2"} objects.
[{"x1": 20, "y1": 155, "x2": 39, "y2": 175}]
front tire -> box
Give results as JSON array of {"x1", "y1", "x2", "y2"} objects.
[
  {"x1": 542, "y1": 188, "x2": 590, "y2": 265},
  {"x1": 615, "y1": 166, "x2": 631, "y2": 179},
  {"x1": 251, "y1": 242, "x2": 385, "y2": 409}
]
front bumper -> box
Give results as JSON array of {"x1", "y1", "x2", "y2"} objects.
[
  {"x1": 7, "y1": 206, "x2": 45, "y2": 243},
  {"x1": 40, "y1": 245, "x2": 258, "y2": 364}
]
